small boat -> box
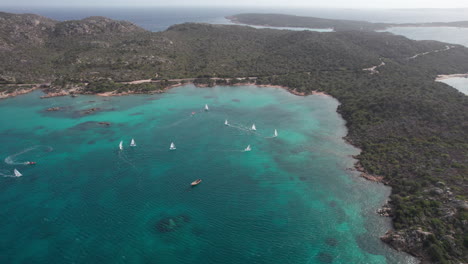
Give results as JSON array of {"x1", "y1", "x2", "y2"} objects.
[
  {"x1": 274, "y1": 129, "x2": 278, "y2": 137},
  {"x1": 244, "y1": 145, "x2": 251, "y2": 152},
  {"x1": 251, "y1": 124, "x2": 256, "y2": 131},
  {"x1": 119, "y1": 141, "x2": 123, "y2": 150},
  {"x1": 13, "y1": 169, "x2": 22, "y2": 177},
  {"x1": 130, "y1": 138, "x2": 136, "y2": 147},
  {"x1": 170, "y1": 142, "x2": 176, "y2": 150},
  {"x1": 204, "y1": 104, "x2": 209, "y2": 111},
  {"x1": 225, "y1": 119, "x2": 229, "y2": 126},
  {"x1": 27, "y1": 161, "x2": 36, "y2": 165},
  {"x1": 191, "y1": 111, "x2": 196, "y2": 115},
  {"x1": 191, "y1": 179, "x2": 202, "y2": 186}
]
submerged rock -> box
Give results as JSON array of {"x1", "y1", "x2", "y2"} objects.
[
  {"x1": 46, "y1": 107, "x2": 61, "y2": 111},
  {"x1": 82, "y1": 107, "x2": 100, "y2": 115},
  {"x1": 317, "y1": 252, "x2": 334, "y2": 263},
  {"x1": 325, "y1": 238, "x2": 338, "y2": 247},
  {"x1": 155, "y1": 214, "x2": 190, "y2": 233}
]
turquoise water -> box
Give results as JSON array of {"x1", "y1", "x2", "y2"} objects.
[
  {"x1": 383, "y1": 27, "x2": 468, "y2": 47},
  {"x1": 438, "y1": 77, "x2": 468, "y2": 95},
  {"x1": 0, "y1": 85, "x2": 415, "y2": 263}
]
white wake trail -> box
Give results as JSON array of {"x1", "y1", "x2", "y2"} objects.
[{"x1": 4, "y1": 145, "x2": 53, "y2": 165}]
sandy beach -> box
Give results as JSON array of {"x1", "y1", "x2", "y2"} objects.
[{"x1": 435, "y1": 73, "x2": 468, "y2": 81}]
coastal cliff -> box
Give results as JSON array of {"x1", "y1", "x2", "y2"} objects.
[{"x1": 0, "y1": 12, "x2": 467, "y2": 263}]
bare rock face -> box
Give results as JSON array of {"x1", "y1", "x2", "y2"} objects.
[
  {"x1": 53, "y1": 17, "x2": 146, "y2": 37},
  {"x1": 380, "y1": 228, "x2": 440, "y2": 261},
  {"x1": 381, "y1": 230, "x2": 408, "y2": 251},
  {"x1": 0, "y1": 12, "x2": 56, "y2": 46},
  {"x1": 0, "y1": 12, "x2": 146, "y2": 47}
]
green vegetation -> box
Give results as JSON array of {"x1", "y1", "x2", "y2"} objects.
[
  {"x1": 0, "y1": 12, "x2": 467, "y2": 263},
  {"x1": 228, "y1": 13, "x2": 468, "y2": 31}
]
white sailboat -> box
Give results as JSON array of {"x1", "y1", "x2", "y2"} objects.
[
  {"x1": 119, "y1": 141, "x2": 123, "y2": 150},
  {"x1": 130, "y1": 138, "x2": 136, "y2": 147},
  {"x1": 274, "y1": 129, "x2": 278, "y2": 137},
  {"x1": 13, "y1": 169, "x2": 22, "y2": 177},
  {"x1": 225, "y1": 119, "x2": 229, "y2": 126},
  {"x1": 204, "y1": 104, "x2": 209, "y2": 111},
  {"x1": 170, "y1": 142, "x2": 176, "y2": 150},
  {"x1": 251, "y1": 124, "x2": 256, "y2": 131},
  {"x1": 244, "y1": 145, "x2": 251, "y2": 152}
]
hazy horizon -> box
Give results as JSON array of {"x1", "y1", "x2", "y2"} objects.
[{"x1": 2, "y1": 0, "x2": 468, "y2": 9}]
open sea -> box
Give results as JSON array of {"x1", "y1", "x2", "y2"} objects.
[{"x1": 0, "y1": 85, "x2": 416, "y2": 263}]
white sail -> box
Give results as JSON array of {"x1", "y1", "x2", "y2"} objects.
[
  {"x1": 14, "y1": 169, "x2": 22, "y2": 177},
  {"x1": 225, "y1": 119, "x2": 228, "y2": 126},
  {"x1": 244, "y1": 145, "x2": 251, "y2": 152},
  {"x1": 170, "y1": 142, "x2": 176, "y2": 150},
  {"x1": 130, "y1": 138, "x2": 136, "y2": 147},
  {"x1": 205, "y1": 104, "x2": 209, "y2": 111},
  {"x1": 274, "y1": 129, "x2": 278, "y2": 137},
  {"x1": 251, "y1": 124, "x2": 256, "y2": 131},
  {"x1": 119, "y1": 141, "x2": 123, "y2": 150}
]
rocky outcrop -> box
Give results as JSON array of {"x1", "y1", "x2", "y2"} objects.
[
  {"x1": 82, "y1": 108, "x2": 100, "y2": 115},
  {"x1": 381, "y1": 228, "x2": 434, "y2": 259},
  {"x1": 0, "y1": 86, "x2": 38, "y2": 99},
  {"x1": 0, "y1": 12, "x2": 56, "y2": 47},
  {"x1": 354, "y1": 161, "x2": 385, "y2": 183},
  {"x1": 53, "y1": 16, "x2": 145, "y2": 37},
  {"x1": 46, "y1": 107, "x2": 61, "y2": 111},
  {"x1": 377, "y1": 201, "x2": 393, "y2": 217},
  {"x1": 0, "y1": 12, "x2": 145, "y2": 48}
]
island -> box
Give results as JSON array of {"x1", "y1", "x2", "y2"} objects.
[{"x1": 0, "y1": 11, "x2": 467, "y2": 263}]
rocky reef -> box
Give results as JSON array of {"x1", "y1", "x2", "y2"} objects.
[{"x1": 155, "y1": 214, "x2": 190, "y2": 233}]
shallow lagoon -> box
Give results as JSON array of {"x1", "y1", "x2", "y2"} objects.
[{"x1": 0, "y1": 85, "x2": 415, "y2": 263}]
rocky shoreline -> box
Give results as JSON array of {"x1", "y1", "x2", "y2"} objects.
[
  {"x1": 2, "y1": 78, "x2": 331, "y2": 100},
  {"x1": 0, "y1": 86, "x2": 39, "y2": 99}
]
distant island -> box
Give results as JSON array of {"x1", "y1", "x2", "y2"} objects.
[
  {"x1": 0, "y1": 11, "x2": 467, "y2": 263},
  {"x1": 227, "y1": 13, "x2": 468, "y2": 31}
]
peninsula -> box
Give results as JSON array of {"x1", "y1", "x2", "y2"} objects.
[
  {"x1": 0, "y1": 12, "x2": 467, "y2": 263},
  {"x1": 227, "y1": 13, "x2": 468, "y2": 31}
]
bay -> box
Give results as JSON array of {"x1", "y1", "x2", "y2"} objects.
[
  {"x1": 438, "y1": 77, "x2": 468, "y2": 95},
  {"x1": 383, "y1": 26, "x2": 468, "y2": 47},
  {"x1": 0, "y1": 85, "x2": 416, "y2": 263}
]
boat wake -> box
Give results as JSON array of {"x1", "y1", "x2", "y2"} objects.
[
  {"x1": 161, "y1": 115, "x2": 193, "y2": 129},
  {"x1": 0, "y1": 169, "x2": 21, "y2": 178},
  {"x1": 208, "y1": 149, "x2": 244, "y2": 153},
  {"x1": 226, "y1": 123, "x2": 256, "y2": 134},
  {"x1": 4, "y1": 145, "x2": 53, "y2": 165},
  {"x1": 117, "y1": 149, "x2": 138, "y2": 171}
]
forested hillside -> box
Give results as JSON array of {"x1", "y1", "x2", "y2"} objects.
[{"x1": 228, "y1": 13, "x2": 468, "y2": 31}]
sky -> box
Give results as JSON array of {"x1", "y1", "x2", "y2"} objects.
[{"x1": 2, "y1": 0, "x2": 468, "y2": 8}]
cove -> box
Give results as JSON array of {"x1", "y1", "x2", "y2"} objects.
[
  {"x1": 437, "y1": 76, "x2": 468, "y2": 95},
  {"x1": 0, "y1": 85, "x2": 415, "y2": 263}
]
